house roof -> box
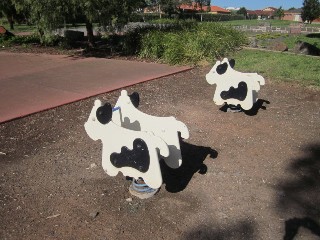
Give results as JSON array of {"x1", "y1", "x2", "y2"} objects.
[
  {"x1": 284, "y1": 8, "x2": 302, "y2": 13},
  {"x1": 178, "y1": 4, "x2": 230, "y2": 13},
  {"x1": 247, "y1": 9, "x2": 274, "y2": 16},
  {"x1": 247, "y1": 10, "x2": 263, "y2": 15},
  {"x1": 209, "y1": 6, "x2": 230, "y2": 13}
]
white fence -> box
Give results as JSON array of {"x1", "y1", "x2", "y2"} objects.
[{"x1": 234, "y1": 25, "x2": 320, "y2": 34}]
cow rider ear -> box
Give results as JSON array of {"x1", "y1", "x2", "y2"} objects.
[
  {"x1": 96, "y1": 102, "x2": 112, "y2": 124},
  {"x1": 129, "y1": 92, "x2": 140, "y2": 108},
  {"x1": 229, "y1": 59, "x2": 235, "y2": 69},
  {"x1": 216, "y1": 62, "x2": 228, "y2": 75}
]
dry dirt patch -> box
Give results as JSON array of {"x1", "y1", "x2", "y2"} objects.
[{"x1": 0, "y1": 67, "x2": 319, "y2": 240}]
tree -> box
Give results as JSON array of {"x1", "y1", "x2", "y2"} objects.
[
  {"x1": 301, "y1": 0, "x2": 320, "y2": 23},
  {"x1": 12, "y1": 0, "x2": 146, "y2": 46},
  {"x1": 72, "y1": 0, "x2": 146, "y2": 45},
  {"x1": 237, "y1": 7, "x2": 247, "y2": 17},
  {"x1": 13, "y1": 0, "x2": 71, "y2": 41},
  {"x1": 0, "y1": 0, "x2": 17, "y2": 30},
  {"x1": 159, "y1": 0, "x2": 179, "y2": 17},
  {"x1": 194, "y1": 0, "x2": 210, "y2": 11},
  {"x1": 274, "y1": 6, "x2": 285, "y2": 20}
]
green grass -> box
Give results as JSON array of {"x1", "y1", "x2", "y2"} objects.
[
  {"x1": 283, "y1": 33, "x2": 320, "y2": 49},
  {"x1": 231, "y1": 49, "x2": 320, "y2": 87},
  {"x1": 0, "y1": 19, "x2": 37, "y2": 33},
  {"x1": 248, "y1": 32, "x2": 320, "y2": 49}
]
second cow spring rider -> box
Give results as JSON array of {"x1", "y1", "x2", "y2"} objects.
[{"x1": 206, "y1": 58, "x2": 265, "y2": 112}]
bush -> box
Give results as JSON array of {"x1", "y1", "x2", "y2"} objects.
[
  {"x1": 138, "y1": 22, "x2": 248, "y2": 65},
  {"x1": 119, "y1": 20, "x2": 197, "y2": 55}
]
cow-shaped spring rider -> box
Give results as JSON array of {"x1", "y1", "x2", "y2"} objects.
[
  {"x1": 206, "y1": 58, "x2": 265, "y2": 111},
  {"x1": 84, "y1": 91, "x2": 189, "y2": 189}
]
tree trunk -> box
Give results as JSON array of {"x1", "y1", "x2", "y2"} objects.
[
  {"x1": 38, "y1": 27, "x2": 45, "y2": 44},
  {"x1": 85, "y1": 20, "x2": 95, "y2": 47},
  {"x1": 7, "y1": 16, "x2": 14, "y2": 30}
]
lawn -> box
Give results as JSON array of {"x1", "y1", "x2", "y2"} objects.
[
  {"x1": 0, "y1": 19, "x2": 37, "y2": 33},
  {"x1": 230, "y1": 48, "x2": 320, "y2": 87}
]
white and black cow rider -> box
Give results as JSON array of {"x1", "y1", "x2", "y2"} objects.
[
  {"x1": 84, "y1": 91, "x2": 189, "y2": 189},
  {"x1": 206, "y1": 58, "x2": 265, "y2": 111}
]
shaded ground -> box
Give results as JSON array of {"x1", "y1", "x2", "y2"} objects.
[{"x1": 0, "y1": 65, "x2": 319, "y2": 240}]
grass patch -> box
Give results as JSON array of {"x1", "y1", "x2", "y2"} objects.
[
  {"x1": 0, "y1": 21, "x2": 37, "y2": 33},
  {"x1": 284, "y1": 33, "x2": 320, "y2": 49},
  {"x1": 253, "y1": 32, "x2": 320, "y2": 49},
  {"x1": 231, "y1": 49, "x2": 320, "y2": 87}
]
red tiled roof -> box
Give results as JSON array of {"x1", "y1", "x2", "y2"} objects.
[
  {"x1": 247, "y1": 10, "x2": 263, "y2": 15},
  {"x1": 179, "y1": 4, "x2": 230, "y2": 13},
  {"x1": 247, "y1": 9, "x2": 273, "y2": 16},
  {"x1": 210, "y1": 6, "x2": 230, "y2": 13}
]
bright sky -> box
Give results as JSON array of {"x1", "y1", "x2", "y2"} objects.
[{"x1": 211, "y1": 0, "x2": 303, "y2": 10}]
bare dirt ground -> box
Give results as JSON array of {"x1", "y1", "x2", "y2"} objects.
[{"x1": 0, "y1": 65, "x2": 319, "y2": 240}]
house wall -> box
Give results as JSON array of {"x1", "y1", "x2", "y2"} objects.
[{"x1": 283, "y1": 13, "x2": 302, "y2": 22}]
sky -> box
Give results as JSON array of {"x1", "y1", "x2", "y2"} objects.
[{"x1": 211, "y1": 0, "x2": 304, "y2": 10}]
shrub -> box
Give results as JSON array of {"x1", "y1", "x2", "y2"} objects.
[{"x1": 138, "y1": 22, "x2": 248, "y2": 65}]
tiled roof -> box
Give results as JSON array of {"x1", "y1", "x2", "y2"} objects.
[
  {"x1": 247, "y1": 9, "x2": 274, "y2": 16},
  {"x1": 285, "y1": 8, "x2": 302, "y2": 13},
  {"x1": 179, "y1": 4, "x2": 230, "y2": 13},
  {"x1": 210, "y1": 6, "x2": 230, "y2": 13}
]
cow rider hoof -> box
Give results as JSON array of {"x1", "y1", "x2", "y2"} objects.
[
  {"x1": 129, "y1": 178, "x2": 159, "y2": 199},
  {"x1": 226, "y1": 105, "x2": 242, "y2": 113}
]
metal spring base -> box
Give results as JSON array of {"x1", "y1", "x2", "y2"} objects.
[
  {"x1": 129, "y1": 178, "x2": 159, "y2": 199},
  {"x1": 226, "y1": 105, "x2": 242, "y2": 113}
]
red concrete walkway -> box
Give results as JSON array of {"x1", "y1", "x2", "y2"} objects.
[{"x1": 0, "y1": 52, "x2": 191, "y2": 123}]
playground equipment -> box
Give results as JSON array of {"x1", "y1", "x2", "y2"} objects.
[
  {"x1": 84, "y1": 90, "x2": 189, "y2": 189},
  {"x1": 206, "y1": 58, "x2": 265, "y2": 111}
]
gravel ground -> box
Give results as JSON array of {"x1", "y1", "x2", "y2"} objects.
[{"x1": 0, "y1": 66, "x2": 319, "y2": 240}]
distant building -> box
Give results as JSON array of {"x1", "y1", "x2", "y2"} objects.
[
  {"x1": 207, "y1": 6, "x2": 231, "y2": 14},
  {"x1": 178, "y1": 3, "x2": 230, "y2": 14},
  {"x1": 283, "y1": 8, "x2": 302, "y2": 22},
  {"x1": 247, "y1": 7, "x2": 277, "y2": 19}
]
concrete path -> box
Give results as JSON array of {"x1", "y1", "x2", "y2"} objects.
[{"x1": 0, "y1": 52, "x2": 191, "y2": 123}]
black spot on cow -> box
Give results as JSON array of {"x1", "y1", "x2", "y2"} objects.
[
  {"x1": 129, "y1": 92, "x2": 140, "y2": 108},
  {"x1": 96, "y1": 102, "x2": 112, "y2": 124},
  {"x1": 110, "y1": 138, "x2": 150, "y2": 173},
  {"x1": 229, "y1": 59, "x2": 235, "y2": 68},
  {"x1": 220, "y1": 81, "x2": 248, "y2": 101},
  {"x1": 216, "y1": 62, "x2": 228, "y2": 75}
]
